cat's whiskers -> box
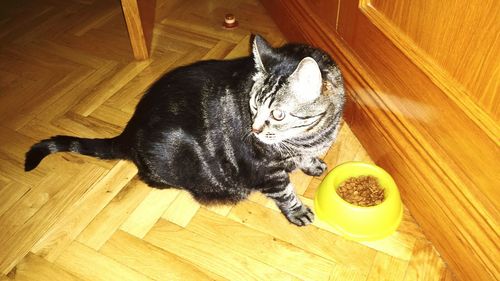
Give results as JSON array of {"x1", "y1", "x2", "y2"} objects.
[
  {"x1": 274, "y1": 143, "x2": 291, "y2": 159},
  {"x1": 272, "y1": 143, "x2": 283, "y2": 157},
  {"x1": 282, "y1": 139, "x2": 298, "y2": 151},
  {"x1": 241, "y1": 131, "x2": 253, "y2": 144},
  {"x1": 276, "y1": 141, "x2": 295, "y2": 158}
]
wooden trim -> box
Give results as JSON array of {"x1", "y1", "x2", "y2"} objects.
[
  {"x1": 260, "y1": 1, "x2": 499, "y2": 281},
  {"x1": 120, "y1": 0, "x2": 155, "y2": 60}
]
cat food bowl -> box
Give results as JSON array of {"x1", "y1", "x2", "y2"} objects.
[{"x1": 314, "y1": 161, "x2": 403, "y2": 241}]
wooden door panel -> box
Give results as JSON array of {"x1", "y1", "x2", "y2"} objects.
[
  {"x1": 361, "y1": 0, "x2": 500, "y2": 119},
  {"x1": 309, "y1": 0, "x2": 340, "y2": 30}
]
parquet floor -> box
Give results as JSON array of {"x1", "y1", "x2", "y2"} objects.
[{"x1": 0, "y1": 0, "x2": 452, "y2": 280}]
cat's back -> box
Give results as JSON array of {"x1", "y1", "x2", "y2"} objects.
[{"x1": 125, "y1": 56, "x2": 254, "y2": 130}]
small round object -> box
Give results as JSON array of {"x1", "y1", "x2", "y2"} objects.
[
  {"x1": 222, "y1": 13, "x2": 239, "y2": 29},
  {"x1": 225, "y1": 14, "x2": 235, "y2": 24}
]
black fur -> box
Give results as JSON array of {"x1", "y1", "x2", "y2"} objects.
[
  {"x1": 25, "y1": 35, "x2": 345, "y2": 226},
  {"x1": 25, "y1": 136, "x2": 122, "y2": 171}
]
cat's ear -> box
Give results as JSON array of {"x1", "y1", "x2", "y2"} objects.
[
  {"x1": 290, "y1": 57, "x2": 322, "y2": 102},
  {"x1": 252, "y1": 35, "x2": 273, "y2": 73}
]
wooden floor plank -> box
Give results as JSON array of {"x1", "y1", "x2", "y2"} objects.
[
  {"x1": 0, "y1": 181, "x2": 30, "y2": 218},
  {"x1": 70, "y1": 60, "x2": 152, "y2": 117},
  {"x1": 187, "y1": 208, "x2": 335, "y2": 281},
  {"x1": 9, "y1": 253, "x2": 83, "y2": 281},
  {"x1": 144, "y1": 219, "x2": 299, "y2": 281},
  {"x1": 76, "y1": 178, "x2": 150, "y2": 250},
  {"x1": 0, "y1": 166, "x2": 108, "y2": 274},
  {"x1": 31, "y1": 161, "x2": 137, "y2": 262},
  {"x1": 329, "y1": 265, "x2": 369, "y2": 281},
  {"x1": 54, "y1": 241, "x2": 154, "y2": 281},
  {"x1": 403, "y1": 239, "x2": 447, "y2": 281},
  {"x1": 227, "y1": 200, "x2": 377, "y2": 274},
  {"x1": 360, "y1": 232, "x2": 417, "y2": 262},
  {"x1": 366, "y1": 252, "x2": 409, "y2": 281},
  {"x1": 203, "y1": 203, "x2": 234, "y2": 217},
  {"x1": 161, "y1": 191, "x2": 201, "y2": 227},
  {"x1": 120, "y1": 188, "x2": 179, "y2": 238},
  {"x1": 100, "y1": 230, "x2": 225, "y2": 281}
]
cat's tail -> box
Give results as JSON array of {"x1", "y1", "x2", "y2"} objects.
[{"x1": 24, "y1": 135, "x2": 125, "y2": 171}]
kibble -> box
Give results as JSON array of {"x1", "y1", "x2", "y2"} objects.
[{"x1": 336, "y1": 176, "x2": 385, "y2": 207}]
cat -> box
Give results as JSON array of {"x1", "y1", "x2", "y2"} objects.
[{"x1": 25, "y1": 35, "x2": 345, "y2": 226}]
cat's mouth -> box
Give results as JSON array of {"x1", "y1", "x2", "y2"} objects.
[{"x1": 253, "y1": 131, "x2": 282, "y2": 145}]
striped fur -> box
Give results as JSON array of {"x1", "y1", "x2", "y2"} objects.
[
  {"x1": 25, "y1": 136, "x2": 123, "y2": 171},
  {"x1": 24, "y1": 35, "x2": 345, "y2": 226}
]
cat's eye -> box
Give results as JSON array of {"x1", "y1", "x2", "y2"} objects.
[{"x1": 271, "y1": 109, "x2": 286, "y2": 121}]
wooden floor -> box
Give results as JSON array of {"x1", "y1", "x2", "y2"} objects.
[{"x1": 0, "y1": 0, "x2": 452, "y2": 280}]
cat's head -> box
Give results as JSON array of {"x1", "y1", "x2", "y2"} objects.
[{"x1": 249, "y1": 35, "x2": 345, "y2": 148}]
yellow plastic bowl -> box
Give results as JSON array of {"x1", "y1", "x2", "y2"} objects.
[{"x1": 314, "y1": 161, "x2": 403, "y2": 241}]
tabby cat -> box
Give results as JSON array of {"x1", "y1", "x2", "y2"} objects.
[{"x1": 25, "y1": 35, "x2": 345, "y2": 226}]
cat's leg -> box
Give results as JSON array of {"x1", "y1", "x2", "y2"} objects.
[
  {"x1": 296, "y1": 157, "x2": 327, "y2": 177},
  {"x1": 262, "y1": 172, "x2": 314, "y2": 226}
]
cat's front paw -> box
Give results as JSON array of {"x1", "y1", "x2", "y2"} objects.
[
  {"x1": 285, "y1": 205, "x2": 315, "y2": 226},
  {"x1": 301, "y1": 158, "x2": 327, "y2": 177}
]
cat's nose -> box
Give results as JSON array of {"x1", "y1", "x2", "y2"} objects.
[{"x1": 251, "y1": 126, "x2": 263, "y2": 134}]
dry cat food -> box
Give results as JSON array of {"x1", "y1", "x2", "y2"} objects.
[{"x1": 336, "y1": 176, "x2": 385, "y2": 207}]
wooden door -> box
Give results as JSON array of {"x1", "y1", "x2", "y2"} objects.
[{"x1": 261, "y1": 1, "x2": 499, "y2": 280}]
